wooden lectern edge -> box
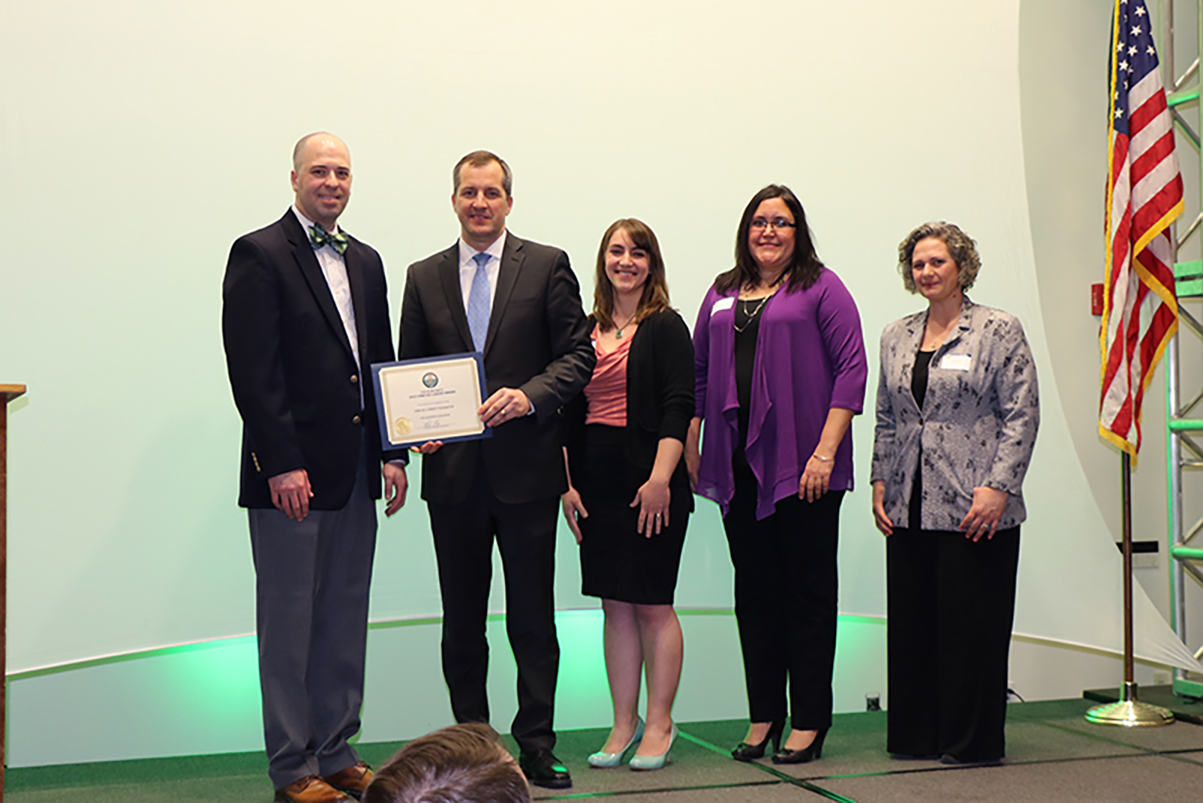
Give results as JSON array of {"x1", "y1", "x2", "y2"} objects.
[{"x1": 2, "y1": 382, "x2": 18, "y2": 800}]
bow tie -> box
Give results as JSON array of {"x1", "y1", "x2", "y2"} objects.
[{"x1": 309, "y1": 224, "x2": 349, "y2": 255}]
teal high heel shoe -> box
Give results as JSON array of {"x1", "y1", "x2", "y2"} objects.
[
  {"x1": 629, "y1": 723, "x2": 677, "y2": 771},
  {"x1": 588, "y1": 718, "x2": 644, "y2": 768}
]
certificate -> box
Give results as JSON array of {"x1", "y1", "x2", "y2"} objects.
[{"x1": 370, "y1": 353, "x2": 492, "y2": 449}]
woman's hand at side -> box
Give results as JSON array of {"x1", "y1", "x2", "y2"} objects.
[
  {"x1": 872, "y1": 481, "x2": 893, "y2": 536},
  {"x1": 799, "y1": 455, "x2": 833, "y2": 502},
  {"x1": 561, "y1": 485, "x2": 588, "y2": 544},
  {"x1": 632, "y1": 478, "x2": 671, "y2": 538},
  {"x1": 799, "y1": 408, "x2": 855, "y2": 502},
  {"x1": 685, "y1": 418, "x2": 702, "y2": 493},
  {"x1": 959, "y1": 486, "x2": 1009, "y2": 542},
  {"x1": 634, "y1": 436, "x2": 685, "y2": 537}
]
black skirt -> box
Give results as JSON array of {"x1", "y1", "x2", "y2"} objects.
[{"x1": 576, "y1": 425, "x2": 689, "y2": 604}]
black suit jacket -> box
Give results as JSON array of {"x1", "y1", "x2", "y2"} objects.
[
  {"x1": 399, "y1": 234, "x2": 594, "y2": 505},
  {"x1": 222, "y1": 209, "x2": 402, "y2": 509}
]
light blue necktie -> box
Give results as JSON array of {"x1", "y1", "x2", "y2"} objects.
[{"x1": 467, "y1": 252, "x2": 491, "y2": 352}]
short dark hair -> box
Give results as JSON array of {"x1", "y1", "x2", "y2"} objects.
[
  {"x1": 896, "y1": 221, "x2": 981, "y2": 293},
  {"x1": 716, "y1": 184, "x2": 824, "y2": 295},
  {"x1": 362, "y1": 723, "x2": 530, "y2": 803},
  {"x1": 592, "y1": 218, "x2": 672, "y2": 331},
  {"x1": 453, "y1": 151, "x2": 513, "y2": 197}
]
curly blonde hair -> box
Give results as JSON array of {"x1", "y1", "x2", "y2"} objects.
[{"x1": 897, "y1": 221, "x2": 981, "y2": 293}]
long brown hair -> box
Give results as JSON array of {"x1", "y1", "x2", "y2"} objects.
[
  {"x1": 593, "y1": 218, "x2": 672, "y2": 331},
  {"x1": 715, "y1": 184, "x2": 825, "y2": 294}
]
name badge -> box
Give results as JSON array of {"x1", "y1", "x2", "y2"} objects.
[
  {"x1": 711, "y1": 297, "x2": 735, "y2": 315},
  {"x1": 939, "y1": 353, "x2": 972, "y2": 371}
]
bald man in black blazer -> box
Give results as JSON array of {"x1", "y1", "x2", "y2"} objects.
[
  {"x1": 223, "y1": 132, "x2": 407, "y2": 803},
  {"x1": 399, "y1": 151, "x2": 594, "y2": 789}
]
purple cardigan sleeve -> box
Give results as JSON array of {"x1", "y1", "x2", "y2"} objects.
[
  {"x1": 818, "y1": 272, "x2": 868, "y2": 414},
  {"x1": 693, "y1": 286, "x2": 717, "y2": 419}
]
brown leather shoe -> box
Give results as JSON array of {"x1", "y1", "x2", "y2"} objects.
[
  {"x1": 274, "y1": 775, "x2": 349, "y2": 803},
  {"x1": 322, "y1": 762, "x2": 374, "y2": 799}
]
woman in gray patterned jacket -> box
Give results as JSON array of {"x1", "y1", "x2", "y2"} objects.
[{"x1": 871, "y1": 221, "x2": 1039, "y2": 766}]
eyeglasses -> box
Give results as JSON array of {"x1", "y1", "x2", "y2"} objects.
[{"x1": 750, "y1": 218, "x2": 797, "y2": 231}]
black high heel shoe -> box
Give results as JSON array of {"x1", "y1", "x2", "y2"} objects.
[
  {"x1": 731, "y1": 720, "x2": 785, "y2": 761},
  {"x1": 772, "y1": 728, "x2": 828, "y2": 764}
]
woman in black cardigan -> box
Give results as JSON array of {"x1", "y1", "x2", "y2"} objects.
[{"x1": 562, "y1": 219, "x2": 694, "y2": 771}]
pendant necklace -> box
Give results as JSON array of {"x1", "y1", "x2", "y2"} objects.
[
  {"x1": 734, "y1": 294, "x2": 772, "y2": 333},
  {"x1": 734, "y1": 274, "x2": 784, "y2": 333},
  {"x1": 615, "y1": 312, "x2": 638, "y2": 338}
]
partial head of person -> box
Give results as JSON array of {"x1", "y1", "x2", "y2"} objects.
[
  {"x1": 362, "y1": 722, "x2": 530, "y2": 803},
  {"x1": 452, "y1": 150, "x2": 513, "y2": 252},
  {"x1": 292, "y1": 132, "x2": 352, "y2": 232},
  {"x1": 896, "y1": 221, "x2": 981, "y2": 299},
  {"x1": 593, "y1": 218, "x2": 671, "y2": 331},
  {"x1": 724, "y1": 184, "x2": 825, "y2": 294}
]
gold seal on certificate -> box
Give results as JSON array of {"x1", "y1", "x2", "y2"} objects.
[{"x1": 371, "y1": 353, "x2": 491, "y2": 448}]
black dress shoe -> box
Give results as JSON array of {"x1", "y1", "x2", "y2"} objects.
[
  {"x1": 732, "y1": 719, "x2": 784, "y2": 761},
  {"x1": 889, "y1": 752, "x2": 940, "y2": 761},
  {"x1": 772, "y1": 728, "x2": 828, "y2": 765},
  {"x1": 939, "y1": 753, "x2": 1001, "y2": 766},
  {"x1": 520, "y1": 748, "x2": 572, "y2": 789}
]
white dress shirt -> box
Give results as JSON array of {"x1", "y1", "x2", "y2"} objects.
[
  {"x1": 457, "y1": 230, "x2": 507, "y2": 312},
  {"x1": 292, "y1": 205, "x2": 360, "y2": 370}
]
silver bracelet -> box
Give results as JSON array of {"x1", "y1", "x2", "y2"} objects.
[{"x1": 812, "y1": 453, "x2": 832, "y2": 462}]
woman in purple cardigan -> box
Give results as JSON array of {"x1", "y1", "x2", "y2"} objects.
[{"x1": 686, "y1": 185, "x2": 867, "y2": 764}]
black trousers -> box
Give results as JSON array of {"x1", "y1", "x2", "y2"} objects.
[
  {"x1": 886, "y1": 526, "x2": 1020, "y2": 761},
  {"x1": 723, "y1": 465, "x2": 842, "y2": 731},
  {"x1": 428, "y1": 460, "x2": 560, "y2": 753}
]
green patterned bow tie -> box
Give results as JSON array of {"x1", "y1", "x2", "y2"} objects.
[{"x1": 309, "y1": 224, "x2": 349, "y2": 255}]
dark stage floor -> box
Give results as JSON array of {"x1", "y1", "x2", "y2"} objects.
[{"x1": 8, "y1": 698, "x2": 1203, "y2": 802}]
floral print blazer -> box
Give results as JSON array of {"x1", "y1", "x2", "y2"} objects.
[{"x1": 870, "y1": 298, "x2": 1039, "y2": 531}]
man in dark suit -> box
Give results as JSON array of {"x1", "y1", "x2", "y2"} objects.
[
  {"x1": 223, "y1": 132, "x2": 408, "y2": 803},
  {"x1": 398, "y1": 151, "x2": 594, "y2": 789}
]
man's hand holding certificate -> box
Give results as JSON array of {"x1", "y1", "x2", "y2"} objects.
[
  {"x1": 478, "y1": 386, "x2": 532, "y2": 428},
  {"x1": 371, "y1": 353, "x2": 493, "y2": 449}
]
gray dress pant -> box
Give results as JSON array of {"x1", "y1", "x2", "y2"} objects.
[{"x1": 249, "y1": 453, "x2": 376, "y2": 789}]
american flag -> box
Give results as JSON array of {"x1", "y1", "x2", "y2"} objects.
[{"x1": 1100, "y1": 0, "x2": 1183, "y2": 458}]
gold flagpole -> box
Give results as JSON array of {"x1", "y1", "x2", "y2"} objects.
[{"x1": 1085, "y1": 453, "x2": 1174, "y2": 726}]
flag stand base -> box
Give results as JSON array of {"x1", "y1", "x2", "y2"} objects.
[{"x1": 1086, "y1": 682, "x2": 1175, "y2": 727}]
